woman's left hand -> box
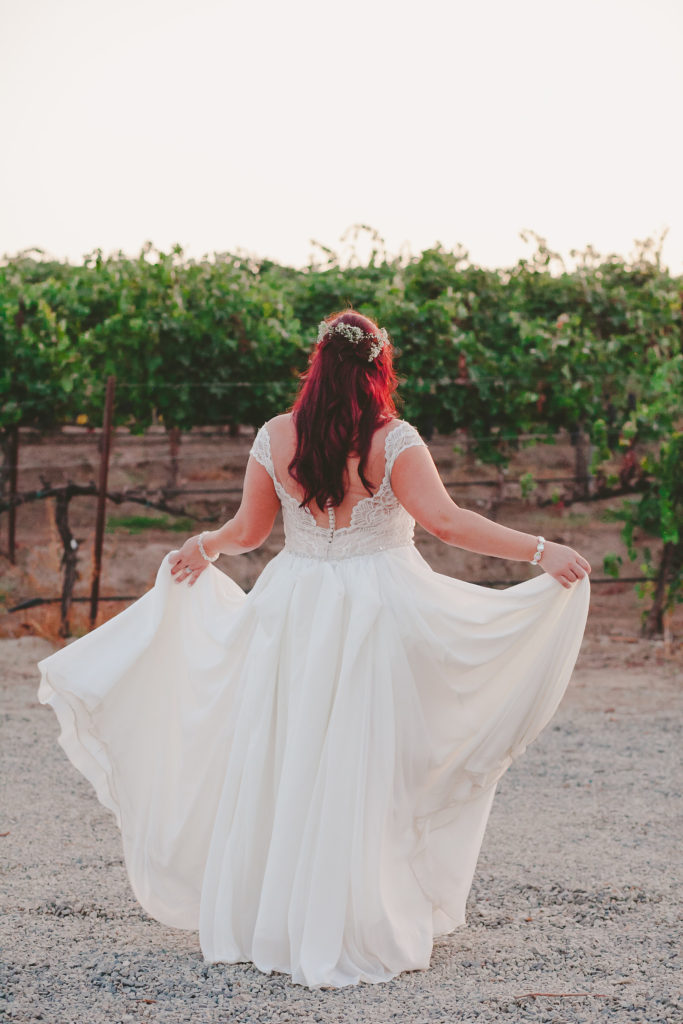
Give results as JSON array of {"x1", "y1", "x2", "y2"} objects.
[{"x1": 169, "y1": 536, "x2": 209, "y2": 586}]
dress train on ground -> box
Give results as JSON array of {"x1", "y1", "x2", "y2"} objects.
[{"x1": 38, "y1": 543, "x2": 590, "y2": 988}]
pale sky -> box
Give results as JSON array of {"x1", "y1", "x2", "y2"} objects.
[{"x1": 1, "y1": 0, "x2": 681, "y2": 272}]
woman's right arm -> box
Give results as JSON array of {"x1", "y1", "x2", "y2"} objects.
[
  {"x1": 391, "y1": 445, "x2": 591, "y2": 589},
  {"x1": 202, "y1": 458, "x2": 281, "y2": 556},
  {"x1": 169, "y1": 457, "x2": 280, "y2": 583}
]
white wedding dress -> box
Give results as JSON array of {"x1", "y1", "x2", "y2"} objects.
[{"x1": 38, "y1": 420, "x2": 590, "y2": 989}]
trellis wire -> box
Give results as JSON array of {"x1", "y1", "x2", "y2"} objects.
[
  {"x1": 6, "y1": 426, "x2": 594, "y2": 450},
  {"x1": 0, "y1": 475, "x2": 602, "y2": 496},
  {"x1": 7, "y1": 576, "x2": 653, "y2": 614}
]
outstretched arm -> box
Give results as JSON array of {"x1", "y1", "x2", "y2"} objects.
[
  {"x1": 391, "y1": 444, "x2": 591, "y2": 589},
  {"x1": 169, "y1": 457, "x2": 280, "y2": 585}
]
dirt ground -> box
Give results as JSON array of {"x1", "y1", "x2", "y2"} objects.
[{"x1": 2, "y1": 619, "x2": 680, "y2": 1023}]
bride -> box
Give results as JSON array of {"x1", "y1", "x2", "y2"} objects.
[{"x1": 38, "y1": 309, "x2": 591, "y2": 989}]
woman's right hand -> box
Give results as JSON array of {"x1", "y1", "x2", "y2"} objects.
[{"x1": 540, "y1": 541, "x2": 592, "y2": 589}]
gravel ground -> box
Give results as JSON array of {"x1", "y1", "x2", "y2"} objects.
[{"x1": 1, "y1": 637, "x2": 681, "y2": 1024}]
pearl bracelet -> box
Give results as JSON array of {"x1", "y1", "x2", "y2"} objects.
[
  {"x1": 198, "y1": 531, "x2": 219, "y2": 563},
  {"x1": 529, "y1": 535, "x2": 545, "y2": 565}
]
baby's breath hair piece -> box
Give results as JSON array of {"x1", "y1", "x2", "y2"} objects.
[{"x1": 316, "y1": 320, "x2": 388, "y2": 362}]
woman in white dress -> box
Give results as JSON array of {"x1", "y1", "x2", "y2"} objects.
[{"x1": 38, "y1": 309, "x2": 591, "y2": 989}]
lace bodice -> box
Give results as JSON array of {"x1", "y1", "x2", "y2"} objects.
[{"x1": 249, "y1": 421, "x2": 426, "y2": 560}]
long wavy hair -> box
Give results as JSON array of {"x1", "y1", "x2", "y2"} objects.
[{"x1": 288, "y1": 309, "x2": 399, "y2": 510}]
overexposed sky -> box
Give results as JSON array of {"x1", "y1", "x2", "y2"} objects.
[{"x1": 1, "y1": 0, "x2": 681, "y2": 272}]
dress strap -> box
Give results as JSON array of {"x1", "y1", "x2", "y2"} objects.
[
  {"x1": 250, "y1": 423, "x2": 277, "y2": 483},
  {"x1": 384, "y1": 421, "x2": 426, "y2": 477}
]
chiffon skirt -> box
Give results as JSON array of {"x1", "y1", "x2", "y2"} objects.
[{"x1": 37, "y1": 544, "x2": 590, "y2": 988}]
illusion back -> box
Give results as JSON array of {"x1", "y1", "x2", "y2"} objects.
[{"x1": 250, "y1": 420, "x2": 426, "y2": 560}]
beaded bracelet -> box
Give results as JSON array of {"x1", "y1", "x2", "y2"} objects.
[
  {"x1": 529, "y1": 535, "x2": 545, "y2": 565},
  {"x1": 198, "y1": 531, "x2": 219, "y2": 563}
]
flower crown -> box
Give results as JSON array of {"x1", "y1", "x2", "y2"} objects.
[{"x1": 317, "y1": 319, "x2": 388, "y2": 362}]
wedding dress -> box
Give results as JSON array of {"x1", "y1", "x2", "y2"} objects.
[{"x1": 37, "y1": 420, "x2": 590, "y2": 988}]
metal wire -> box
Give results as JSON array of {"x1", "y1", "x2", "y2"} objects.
[{"x1": 6, "y1": 576, "x2": 650, "y2": 613}]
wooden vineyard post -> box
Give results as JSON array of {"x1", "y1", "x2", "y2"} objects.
[
  {"x1": 571, "y1": 421, "x2": 594, "y2": 500},
  {"x1": 89, "y1": 376, "x2": 116, "y2": 629},
  {"x1": 7, "y1": 425, "x2": 18, "y2": 564},
  {"x1": 55, "y1": 487, "x2": 79, "y2": 638}
]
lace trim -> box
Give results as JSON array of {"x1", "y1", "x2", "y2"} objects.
[
  {"x1": 249, "y1": 425, "x2": 276, "y2": 481},
  {"x1": 250, "y1": 425, "x2": 304, "y2": 512},
  {"x1": 250, "y1": 420, "x2": 425, "y2": 502},
  {"x1": 384, "y1": 421, "x2": 426, "y2": 476},
  {"x1": 249, "y1": 420, "x2": 426, "y2": 559}
]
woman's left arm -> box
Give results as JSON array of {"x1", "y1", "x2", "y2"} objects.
[{"x1": 169, "y1": 457, "x2": 280, "y2": 584}]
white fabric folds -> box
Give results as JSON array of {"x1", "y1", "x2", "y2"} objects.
[{"x1": 38, "y1": 544, "x2": 589, "y2": 988}]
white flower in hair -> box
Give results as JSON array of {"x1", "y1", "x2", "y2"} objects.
[
  {"x1": 316, "y1": 320, "x2": 388, "y2": 362},
  {"x1": 317, "y1": 321, "x2": 331, "y2": 343}
]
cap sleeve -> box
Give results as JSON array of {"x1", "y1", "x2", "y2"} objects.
[
  {"x1": 385, "y1": 421, "x2": 426, "y2": 476},
  {"x1": 249, "y1": 424, "x2": 276, "y2": 482}
]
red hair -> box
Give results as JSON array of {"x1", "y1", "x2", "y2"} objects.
[{"x1": 288, "y1": 309, "x2": 398, "y2": 510}]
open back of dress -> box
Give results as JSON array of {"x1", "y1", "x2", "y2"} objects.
[{"x1": 251, "y1": 419, "x2": 427, "y2": 559}]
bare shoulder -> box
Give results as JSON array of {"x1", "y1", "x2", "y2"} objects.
[
  {"x1": 384, "y1": 418, "x2": 426, "y2": 444},
  {"x1": 364, "y1": 417, "x2": 402, "y2": 457},
  {"x1": 265, "y1": 414, "x2": 296, "y2": 467},
  {"x1": 265, "y1": 412, "x2": 295, "y2": 437},
  {"x1": 266, "y1": 412, "x2": 293, "y2": 427},
  {"x1": 379, "y1": 416, "x2": 404, "y2": 437},
  {"x1": 385, "y1": 417, "x2": 424, "y2": 432}
]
